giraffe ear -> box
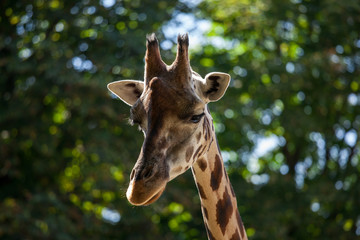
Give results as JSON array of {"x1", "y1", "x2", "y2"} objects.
[
  {"x1": 107, "y1": 80, "x2": 144, "y2": 106},
  {"x1": 201, "y1": 72, "x2": 230, "y2": 102}
]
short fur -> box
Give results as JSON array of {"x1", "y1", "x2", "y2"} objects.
[{"x1": 107, "y1": 33, "x2": 247, "y2": 240}]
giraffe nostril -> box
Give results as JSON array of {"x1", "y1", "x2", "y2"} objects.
[
  {"x1": 130, "y1": 169, "x2": 135, "y2": 181},
  {"x1": 143, "y1": 167, "x2": 153, "y2": 179}
]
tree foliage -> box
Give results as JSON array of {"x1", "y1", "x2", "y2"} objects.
[{"x1": 0, "y1": 0, "x2": 359, "y2": 239}]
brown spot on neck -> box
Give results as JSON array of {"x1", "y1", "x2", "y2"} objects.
[
  {"x1": 197, "y1": 182, "x2": 207, "y2": 200},
  {"x1": 216, "y1": 188, "x2": 234, "y2": 235},
  {"x1": 197, "y1": 158, "x2": 207, "y2": 171},
  {"x1": 230, "y1": 229, "x2": 241, "y2": 240},
  {"x1": 210, "y1": 154, "x2": 223, "y2": 191},
  {"x1": 202, "y1": 205, "x2": 209, "y2": 219}
]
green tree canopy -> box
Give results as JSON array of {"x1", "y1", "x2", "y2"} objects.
[{"x1": 1, "y1": 0, "x2": 359, "y2": 239}]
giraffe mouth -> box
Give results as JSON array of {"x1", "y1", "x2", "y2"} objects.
[
  {"x1": 142, "y1": 186, "x2": 166, "y2": 205},
  {"x1": 126, "y1": 181, "x2": 167, "y2": 206}
]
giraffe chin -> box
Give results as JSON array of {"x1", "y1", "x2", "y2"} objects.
[
  {"x1": 126, "y1": 183, "x2": 166, "y2": 206},
  {"x1": 142, "y1": 186, "x2": 166, "y2": 205}
]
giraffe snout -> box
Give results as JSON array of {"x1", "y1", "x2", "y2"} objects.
[
  {"x1": 131, "y1": 165, "x2": 155, "y2": 182},
  {"x1": 126, "y1": 161, "x2": 168, "y2": 206}
]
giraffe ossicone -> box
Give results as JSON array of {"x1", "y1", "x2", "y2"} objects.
[{"x1": 107, "y1": 33, "x2": 247, "y2": 240}]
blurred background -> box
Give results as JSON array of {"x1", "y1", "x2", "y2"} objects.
[{"x1": 1, "y1": 0, "x2": 359, "y2": 239}]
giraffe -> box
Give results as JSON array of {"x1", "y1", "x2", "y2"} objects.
[{"x1": 107, "y1": 33, "x2": 247, "y2": 240}]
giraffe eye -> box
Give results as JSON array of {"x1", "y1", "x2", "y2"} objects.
[
  {"x1": 190, "y1": 113, "x2": 205, "y2": 123},
  {"x1": 129, "y1": 117, "x2": 142, "y2": 127},
  {"x1": 129, "y1": 109, "x2": 142, "y2": 126},
  {"x1": 129, "y1": 118, "x2": 138, "y2": 125}
]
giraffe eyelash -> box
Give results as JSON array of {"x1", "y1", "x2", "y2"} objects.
[
  {"x1": 190, "y1": 113, "x2": 205, "y2": 123},
  {"x1": 128, "y1": 118, "x2": 141, "y2": 126},
  {"x1": 128, "y1": 118, "x2": 143, "y2": 132},
  {"x1": 128, "y1": 118, "x2": 134, "y2": 126},
  {"x1": 129, "y1": 109, "x2": 140, "y2": 124}
]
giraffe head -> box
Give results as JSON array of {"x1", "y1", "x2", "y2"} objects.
[{"x1": 108, "y1": 33, "x2": 230, "y2": 206}]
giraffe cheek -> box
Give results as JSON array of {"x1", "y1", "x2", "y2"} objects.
[{"x1": 169, "y1": 163, "x2": 192, "y2": 180}]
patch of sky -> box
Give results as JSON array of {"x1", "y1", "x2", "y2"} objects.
[
  {"x1": 294, "y1": 158, "x2": 312, "y2": 189},
  {"x1": 250, "y1": 174, "x2": 269, "y2": 185},
  {"x1": 162, "y1": 12, "x2": 211, "y2": 50},
  {"x1": 335, "y1": 45, "x2": 344, "y2": 54},
  {"x1": 100, "y1": 0, "x2": 115, "y2": 8},
  {"x1": 355, "y1": 39, "x2": 360, "y2": 48},
  {"x1": 335, "y1": 180, "x2": 343, "y2": 190},
  {"x1": 55, "y1": 22, "x2": 64, "y2": 32},
  {"x1": 356, "y1": 217, "x2": 360, "y2": 236},
  {"x1": 69, "y1": 55, "x2": 96, "y2": 73},
  {"x1": 272, "y1": 99, "x2": 284, "y2": 116},
  {"x1": 221, "y1": 150, "x2": 238, "y2": 163},
  {"x1": 276, "y1": 21, "x2": 296, "y2": 40},
  {"x1": 348, "y1": 93, "x2": 359, "y2": 106},
  {"x1": 344, "y1": 57, "x2": 355, "y2": 73},
  {"x1": 309, "y1": 132, "x2": 326, "y2": 161},
  {"x1": 233, "y1": 66, "x2": 248, "y2": 77},
  {"x1": 330, "y1": 145, "x2": 339, "y2": 159},
  {"x1": 280, "y1": 164, "x2": 289, "y2": 175},
  {"x1": 297, "y1": 91, "x2": 305, "y2": 101},
  {"x1": 245, "y1": 135, "x2": 283, "y2": 182},
  {"x1": 311, "y1": 202, "x2": 320, "y2": 212},
  {"x1": 162, "y1": 12, "x2": 236, "y2": 51},
  {"x1": 101, "y1": 207, "x2": 121, "y2": 224},
  {"x1": 79, "y1": 42, "x2": 89, "y2": 52},
  {"x1": 224, "y1": 133, "x2": 284, "y2": 185},
  {"x1": 83, "y1": 6, "x2": 96, "y2": 15},
  {"x1": 330, "y1": 54, "x2": 339, "y2": 64},
  {"x1": 179, "y1": 0, "x2": 203, "y2": 8},
  {"x1": 334, "y1": 125, "x2": 345, "y2": 140},
  {"x1": 18, "y1": 48, "x2": 33, "y2": 60},
  {"x1": 344, "y1": 129, "x2": 358, "y2": 147},
  {"x1": 253, "y1": 135, "x2": 283, "y2": 158},
  {"x1": 17, "y1": 25, "x2": 25, "y2": 35},
  {"x1": 224, "y1": 109, "x2": 234, "y2": 119},
  {"x1": 338, "y1": 148, "x2": 350, "y2": 169},
  {"x1": 286, "y1": 62, "x2": 295, "y2": 73}
]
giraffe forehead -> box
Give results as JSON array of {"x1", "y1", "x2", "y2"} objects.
[{"x1": 144, "y1": 77, "x2": 202, "y2": 117}]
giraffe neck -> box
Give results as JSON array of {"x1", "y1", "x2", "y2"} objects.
[{"x1": 191, "y1": 115, "x2": 247, "y2": 240}]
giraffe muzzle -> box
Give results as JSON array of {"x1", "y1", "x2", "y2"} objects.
[
  {"x1": 130, "y1": 165, "x2": 155, "y2": 182},
  {"x1": 126, "y1": 176, "x2": 167, "y2": 206},
  {"x1": 126, "y1": 159, "x2": 169, "y2": 206}
]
